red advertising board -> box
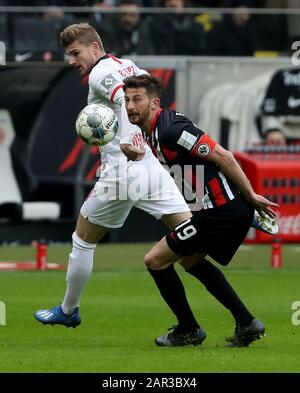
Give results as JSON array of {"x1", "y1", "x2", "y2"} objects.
[{"x1": 234, "y1": 147, "x2": 300, "y2": 243}]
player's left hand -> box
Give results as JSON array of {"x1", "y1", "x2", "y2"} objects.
[
  {"x1": 120, "y1": 143, "x2": 146, "y2": 161},
  {"x1": 249, "y1": 193, "x2": 279, "y2": 218}
]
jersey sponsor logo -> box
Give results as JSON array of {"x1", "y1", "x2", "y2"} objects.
[
  {"x1": 132, "y1": 132, "x2": 144, "y2": 147},
  {"x1": 283, "y1": 71, "x2": 300, "y2": 86},
  {"x1": 118, "y1": 66, "x2": 134, "y2": 78},
  {"x1": 175, "y1": 111, "x2": 185, "y2": 116},
  {"x1": 177, "y1": 130, "x2": 197, "y2": 150},
  {"x1": 287, "y1": 96, "x2": 300, "y2": 109},
  {"x1": 100, "y1": 74, "x2": 119, "y2": 91},
  {"x1": 197, "y1": 143, "x2": 211, "y2": 156}
]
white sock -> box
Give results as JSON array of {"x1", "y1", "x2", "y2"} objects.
[{"x1": 61, "y1": 232, "x2": 96, "y2": 315}]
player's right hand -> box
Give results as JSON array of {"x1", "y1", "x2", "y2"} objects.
[
  {"x1": 250, "y1": 193, "x2": 279, "y2": 219},
  {"x1": 120, "y1": 143, "x2": 146, "y2": 161}
]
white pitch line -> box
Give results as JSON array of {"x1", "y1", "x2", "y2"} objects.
[{"x1": 0, "y1": 263, "x2": 19, "y2": 269}]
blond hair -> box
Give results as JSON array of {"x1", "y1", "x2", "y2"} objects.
[{"x1": 60, "y1": 23, "x2": 104, "y2": 50}]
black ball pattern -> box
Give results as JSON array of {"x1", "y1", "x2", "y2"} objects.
[{"x1": 87, "y1": 113, "x2": 105, "y2": 138}]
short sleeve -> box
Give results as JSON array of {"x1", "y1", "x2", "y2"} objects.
[
  {"x1": 190, "y1": 133, "x2": 216, "y2": 159},
  {"x1": 160, "y1": 117, "x2": 216, "y2": 160},
  {"x1": 89, "y1": 67, "x2": 124, "y2": 105}
]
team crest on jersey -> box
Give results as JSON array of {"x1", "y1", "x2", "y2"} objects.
[
  {"x1": 101, "y1": 74, "x2": 119, "y2": 91},
  {"x1": 197, "y1": 143, "x2": 211, "y2": 156}
]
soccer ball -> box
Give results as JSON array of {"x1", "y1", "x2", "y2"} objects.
[{"x1": 75, "y1": 103, "x2": 118, "y2": 146}]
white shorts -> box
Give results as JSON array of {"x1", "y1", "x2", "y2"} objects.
[{"x1": 80, "y1": 154, "x2": 189, "y2": 228}]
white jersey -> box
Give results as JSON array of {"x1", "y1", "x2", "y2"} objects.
[{"x1": 88, "y1": 54, "x2": 151, "y2": 167}]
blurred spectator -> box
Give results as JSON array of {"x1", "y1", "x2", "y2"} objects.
[
  {"x1": 190, "y1": 0, "x2": 262, "y2": 6},
  {"x1": 141, "y1": 0, "x2": 160, "y2": 5},
  {"x1": 259, "y1": 115, "x2": 300, "y2": 146},
  {"x1": 12, "y1": 14, "x2": 65, "y2": 53},
  {"x1": 264, "y1": 129, "x2": 287, "y2": 146},
  {"x1": 2, "y1": 0, "x2": 102, "y2": 21},
  {"x1": 150, "y1": 0, "x2": 206, "y2": 55},
  {"x1": 0, "y1": 0, "x2": 94, "y2": 3},
  {"x1": 97, "y1": 0, "x2": 155, "y2": 56},
  {"x1": 62, "y1": 0, "x2": 102, "y2": 21},
  {"x1": 257, "y1": 68, "x2": 300, "y2": 146},
  {"x1": 89, "y1": 1, "x2": 114, "y2": 28},
  {"x1": 287, "y1": 0, "x2": 300, "y2": 48},
  {"x1": 253, "y1": 0, "x2": 288, "y2": 53},
  {"x1": 6, "y1": 0, "x2": 116, "y2": 54},
  {"x1": 63, "y1": 0, "x2": 111, "y2": 21},
  {"x1": 0, "y1": 0, "x2": 37, "y2": 4},
  {"x1": 229, "y1": 0, "x2": 262, "y2": 6},
  {"x1": 42, "y1": 6, "x2": 65, "y2": 22},
  {"x1": 190, "y1": 0, "x2": 231, "y2": 5},
  {"x1": 206, "y1": 3, "x2": 255, "y2": 56},
  {"x1": 8, "y1": 1, "x2": 76, "y2": 54}
]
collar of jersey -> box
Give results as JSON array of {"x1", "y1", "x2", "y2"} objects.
[
  {"x1": 89, "y1": 54, "x2": 110, "y2": 73},
  {"x1": 150, "y1": 108, "x2": 163, "y2": 134}
]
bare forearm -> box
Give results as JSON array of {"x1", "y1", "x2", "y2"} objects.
[
  {"x1": 214, "y1": 151, "x2": 255, "y2": 201},
  {"x1": 201, "y1": 143, "x2": 278, "y2": 216}
]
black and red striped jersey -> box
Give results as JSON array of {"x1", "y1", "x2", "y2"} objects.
[{"x1": 144, "y1": 108, "x2": 240, "y2": 210}]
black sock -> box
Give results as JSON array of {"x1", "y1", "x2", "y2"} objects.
[
  {"x1": 148, "y1": 265, "x2": 199, "y2": 332},
  {"x1": 186, "y1": 259, "x2": 254, "y2": 326}
]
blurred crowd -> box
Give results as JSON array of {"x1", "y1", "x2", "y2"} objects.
[{"x1": 0, "y1": 0, "x2": 299, "y2": 56}]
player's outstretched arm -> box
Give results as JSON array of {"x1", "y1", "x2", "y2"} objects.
[{"x1": 207, "y1": 144, "x2": 279, "y2": 218}]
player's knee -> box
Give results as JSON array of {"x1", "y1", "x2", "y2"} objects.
[
  {"x1": 144, "y1": 251, "x2": 164, "y2": 270},
  {"x1": 76, "y1": 214, "x2": 107, "y2": 243},
  {"x1": 72, "y1": 232, "x2": 97, "y2": 251},
  {"x1": 144, "y1": 251, "x2": 154, "y2": 268}
]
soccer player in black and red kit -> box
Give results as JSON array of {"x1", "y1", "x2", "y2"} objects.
[{"x1": 123, "y1": 74, "x2": 279, "y2": 347}]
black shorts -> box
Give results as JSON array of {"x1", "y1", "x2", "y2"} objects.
[{"x1": 166, "y1": 197, "x2": 254, "y2": 266}]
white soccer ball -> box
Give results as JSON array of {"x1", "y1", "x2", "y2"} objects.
[{"x1": 75, "y1": 103, "x2": 118, "y2": 146}]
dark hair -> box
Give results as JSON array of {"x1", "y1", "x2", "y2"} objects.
[{"x1": 123, "y1": 74, "x2": 162, "y2": 99}]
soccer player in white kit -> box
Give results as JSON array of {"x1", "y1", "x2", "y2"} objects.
[{"x1": 34, "y1": 23, "x2": 201, "y2": 333}]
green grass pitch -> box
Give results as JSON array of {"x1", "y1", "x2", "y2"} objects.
[{"x1": 0, "y1": 243, "x2": 299, "y2": 373}]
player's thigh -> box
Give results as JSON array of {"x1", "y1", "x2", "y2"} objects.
[
  {"x1": 76, "y1": 213, "x2": 109, "y2": 244},
  {"x1": 161, "y1": 211, "x2": 192, "y2": 229},
  {"x1": 145, "y1": 236, "x2": 178, "y2": 270},
  {"x1": 80, "y1": 179, "x2": 135, "y2": 230},
  {"x1": 135, "y1": 157, "x2": 190, "y2": 219},
  {"x1": 135, "y1": 166, "x2": 190, "y2": 221},
  {"x1": 165, "y1": 215, "x2": 202, "y2": 257}
]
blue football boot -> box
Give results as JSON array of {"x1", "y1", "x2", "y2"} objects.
[{"x1": 34, "y1": 305, "x2": 81, "y2": 328}]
